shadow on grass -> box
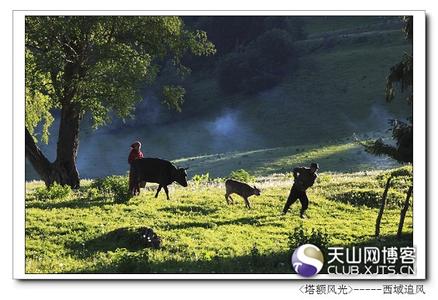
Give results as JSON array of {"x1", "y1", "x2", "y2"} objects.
[
  {"x1": 68, "y1": 227, "x2": 161, "y2": 259},
  {"x1": 76, "y1": 249, "x2": 292, "y2": 274},
  {"x1": 72, "y1": 232, "x2": 413, "y2": 274},
  {"x1": 162, "y1": 215, "x2": 270, "y2": 230},
  {"x1": 158, "y1": 205, "x2": 219, "y2": 215},
  {"x1": 25, "y1": 197, "x2": 110, "y2": 210},
  {"x1": 68, "y1": 215, "x2": 272, "y2": 260}
]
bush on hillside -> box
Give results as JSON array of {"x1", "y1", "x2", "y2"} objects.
[
  {"x1": 253, "y1": 29, "x2": 296, "y2": 72},
  {"x1": 288, "y1": 226, "x2": 331, "y2": 255},
  {"x1": 229, "y1": 169, "x2": 256, "y2": 183},
  {"x1": 91, "y1": 175, "x2": 130, "y2": 203},
  {"x1": 34, "y1": 183, "x2": 72, "y2": 201},
  {"x1": 191, "y1": 173, "x2": 211, "y2": 186},
  {"x1": 217, "y1": 29, "x2": 298, "y2": 95},
  {"x1": 330, "y1": 188, "x2": 406, "y2": 208}
]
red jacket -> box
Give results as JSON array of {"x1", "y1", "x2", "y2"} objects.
[{"x1": 128, "y1": 149, "x2": 144, "y2": 164}]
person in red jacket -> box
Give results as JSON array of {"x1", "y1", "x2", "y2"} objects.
[{"x1": 128, "y1": 141, "x2": 144, "y2": 195}]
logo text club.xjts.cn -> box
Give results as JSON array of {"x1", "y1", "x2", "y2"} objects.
[{"x1": 291, "y1": 245, "x2": 416, "y2": 277}]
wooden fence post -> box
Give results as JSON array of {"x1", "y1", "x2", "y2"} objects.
[
  {"x1": 375, "y1": 176, "x2": 392, "y2": 238},
  {"x1": 397, "y1": 186, "x2": 413, "y2": 239}
]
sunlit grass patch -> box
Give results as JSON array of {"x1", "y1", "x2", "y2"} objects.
[{"x1": 25, "y1": 166, "x2": 412, "y2": 274}]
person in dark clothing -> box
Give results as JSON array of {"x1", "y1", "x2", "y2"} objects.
[
  {"x1": 128, "y1": 141, "x2": 144, "y2": 195},
  {"x1": 282, "y1": 162, "x2": 319, "y2": 218}
]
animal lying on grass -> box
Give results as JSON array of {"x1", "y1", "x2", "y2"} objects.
[
  {"x1": 225, "y1": 179, "x2": 261, "y2": 209},
  {"x1": 130, "y1": 158, "x2": 188, "y2": 199}
]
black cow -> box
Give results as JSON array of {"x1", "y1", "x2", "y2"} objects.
[{"x1": 130, "y1": 158, "x2": 188, "y2": 199}]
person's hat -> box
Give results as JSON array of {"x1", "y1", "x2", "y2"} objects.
[
  {"x1": 310, "y1": 162, "x2": 319, "y2": 169},
  {"x1": 131, "y1": 141, "x2": 141, "y2": 148}
]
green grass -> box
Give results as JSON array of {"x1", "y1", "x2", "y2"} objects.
[
  {"x1": 25, "y1": 167, "x2": 412, "y2": 274},
  {"x1": 24, "y1": 18, "x2": 414, "y2": 274},
  {"x1": 173, "y1": 141, "x2": 399, "y2": 179}
]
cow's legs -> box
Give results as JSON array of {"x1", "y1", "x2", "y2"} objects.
[
  {"x1": 163, "y1": 185, "x2": 170, "y2": 200},
  {"x1": 225, "y1": 193, "x2": 230, "y2": 204},
  {"x1": 135, "y1": 183, "x2": 140, "y2": 195},
  {"x1": 128, "y1": 172, "x2": 137, "y2": 196},
  {"x1": 243, "y1": 197, "x2": 251, "y2": 209},
  {"x1": 155, "y1": 185, "x2": 162, "y2": 198}
]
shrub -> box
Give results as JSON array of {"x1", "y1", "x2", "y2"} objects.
[
  {"x1": 210, "y1": 177, "x2": 225, "y2": 185},
  {"x1": 34, "y1": 183, "x2": 71, "y2": 201},
  {"x1": 229, "y1": 169, "x2": 256, "y2": 183},
  {"x1": 217, "y1": 29, "x2": 298, "y2": 95},
  {"x1": 288, "y1": 226, "x2": 331, "y2": 255},
  {"x1": 217, "y1": 52, "x2": 251, "y2": 94},
  {"x1": 330, "y1": 188, "x2": 406, "y2": 208},
  {"x1": 317, "y1": 174, "x2": 333, "y2": 184},
  {"x1": 253, "y1": 29, "x2": 296, "y2": 72},
  {"x1": 389, "y1": 166, "x2": 413, "y2": 178},
  {"x1": 86, "y1": 187, "x2": 100, "y2": 200},
  {"x1": 377, "y1": 165, "x2": 412, "y2": 181},
  {"x1": 377, "y1": 166, "x2": 413, "y2": 191},
  {"x1": 91, "y1": 175, "x2": 130, "y2": 203},
  {"x1": 283, "y1": 172, "x2": 295, "y2": 180},
  {"x1": 250, "y1": 244, "x2": 264, "y2": 266},
  {"x1": 191, "y1": 173, "x2": 210, "y2": 186}
]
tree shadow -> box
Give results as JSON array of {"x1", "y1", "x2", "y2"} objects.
[
  {"x1": 163, "y1": 215, "x2": 269, "y2": 230},
  {"x1": 75, "y1": 248, "x2": 292, "y2": 274},
  {"x1": 67, "y1": 227, "x2": 161, "y2": 259},
  {"x1": 158, "y1": 205, "x2": 219, "y2": 215},
  {"x1": 72, "y1": 232, "x2": 414, "y2": 274},
  {"x1": 353, "y1": 232, "x2": 413, "y2": 247},
  {"x1": 25, "y1": 197, "x2": 110, "y2": 210}
]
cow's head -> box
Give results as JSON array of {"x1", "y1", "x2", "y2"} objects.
[
  {"x1": 253, "y1": 186, "x2": 261, "y2": 196},
  {"x1": 173, "y1": 167, "x2": 188, "y2": 187}
]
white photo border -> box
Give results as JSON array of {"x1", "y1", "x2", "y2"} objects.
[{"x1": 13, "y1": 10, "x2": 426, "y2": 280}]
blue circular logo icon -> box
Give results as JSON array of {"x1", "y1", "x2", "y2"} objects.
[{"x1": 291, "y1": 244, "x2": 324, "y2": 277}]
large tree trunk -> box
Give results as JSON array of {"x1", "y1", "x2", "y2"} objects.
[
  {"x1": 25, "y1": 103, "x2": 81, "y2": 189},
  {"x1": 51, "y1": 102, "x2": 81, "y2": 188}
]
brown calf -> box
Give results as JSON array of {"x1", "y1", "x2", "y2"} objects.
[{"x1": 225, "y1": 179, "x2": 261, "y2": 209}]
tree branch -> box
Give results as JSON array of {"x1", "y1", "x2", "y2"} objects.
[{"x1": 25, "y1": 127, "x2": 52, "y2": 185}]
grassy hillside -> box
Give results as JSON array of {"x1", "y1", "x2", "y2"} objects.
[
  {"x1": 25, "y1": 167, "x2": 413, "y2": 274},
  {"x1": 24, "y1": 16, "x2": 414, "y2": 277},
  {"x1": 26, "y1": 17, "x2": 411, "y2": 180},
  {"x1": 173, "y1": 140, "x2": 400, "y2": 179}
]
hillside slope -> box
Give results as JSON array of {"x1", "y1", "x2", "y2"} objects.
[
  {"x1": 25, "y1": 168, "x2": 413, "y2": 274},
  {"x1": 26, "y1": 17, "x2": 411, "y2": 180}
]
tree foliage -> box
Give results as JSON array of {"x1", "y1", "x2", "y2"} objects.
[
  {"x1": 384, "y1": 15, "x2": 413, "y2": 104},
  {"x1": 191, "y1": 16, "x2": 266, "y2": 54},
  {"x1": 361, "y1": 119, "x2": 413, "y2": 163},
  {"x1": 182, "y1": 16, "x2": 305, "y2": 73},
  {"x1": 25, "y1": 16, "x2": 215, "y2": 187},
  {"x1": 217, "y1": 29, "x2": 298, "y2": 95},
  {"x1": 25, "y1": 16, "x2": 216, "y2": 141},
  {"x1": 363, "y1": 16, "x2": 413, "y2": 163},
  {"x1": 385, "y1": 53, "x2": 413, "y2": 103}
]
